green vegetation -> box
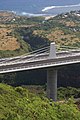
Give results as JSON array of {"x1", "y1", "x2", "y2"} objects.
[
  {"x1": 58, "y1": 87, "x2": 80, "y2": 100},
  {"x1": 25, "y1": 85, "x2": 80, "y2": 100},
  {"x1": 0, "y1": 83, "x2": 80, "y2": 120},
  {"x1": 0, "y1": 10, "x2": 80, "y2": 57},
  {"x1": 14, "y1": 11, "x2": 80, "y2": 50}
]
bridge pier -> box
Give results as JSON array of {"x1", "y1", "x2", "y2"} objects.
[
  {"x1": 47, "y1": 42, "x2": 57, "y2": 101},
  {"x1": 47, "y1": 69, "x2": 57, "y2": 101}
]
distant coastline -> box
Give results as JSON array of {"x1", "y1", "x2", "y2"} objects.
[
  {"x1": 0, "y1": 0, "x2": 80, "y2": 17},
  {"x1": 0, "y1": 4, "x2": 80, "y2": 18},
  {"x1": 0, "y1": 10, "x2": 54, "y2": 17},
  {"x1": 42, "y1": 3, "x2": 80, "y2": 12}
]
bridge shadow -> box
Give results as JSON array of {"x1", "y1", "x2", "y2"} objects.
[{"x1": 58, "y1": 63, "x2": 80, "y2": 88}]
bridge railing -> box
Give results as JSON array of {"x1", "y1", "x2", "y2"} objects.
[{"x1": 57, "y1": 45, "x2": 80, "y2": 51}]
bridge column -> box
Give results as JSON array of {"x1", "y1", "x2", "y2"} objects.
[
  {"x1": 47, "y1": 69, "x2": 57, "y2": 101},
  {"x1": 47, "y1": 42, "x2": 57, "y2": 101}
]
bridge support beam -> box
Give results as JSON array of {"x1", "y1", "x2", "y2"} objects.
[{"x1": 47, "y1": 69, "x2": 57, "y2": 101}]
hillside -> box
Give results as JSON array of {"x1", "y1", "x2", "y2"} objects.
[
  {"x1": 0, "y1": 28, "x2": 20, "y2": 50},
  {"x1": 0, "y1": 11, "x2": 32, "y2": 57},
  {"x1": 0, "y1": 83, "x2": 80, "y2": 120},
  {"x1": 18, "y1": 10, "x2": 80, "y2": 49},
  {"x1": 0, "y1": 10, "x2": 80, "y2": 57}
]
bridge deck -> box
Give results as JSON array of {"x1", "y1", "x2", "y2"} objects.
[{"x1": 0, "y1": 49, "x2": 80, "y2": 73}]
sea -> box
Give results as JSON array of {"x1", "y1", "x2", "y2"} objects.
[{"x1": 0, "y1": 0, "x2": 80, "y2": 16}]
